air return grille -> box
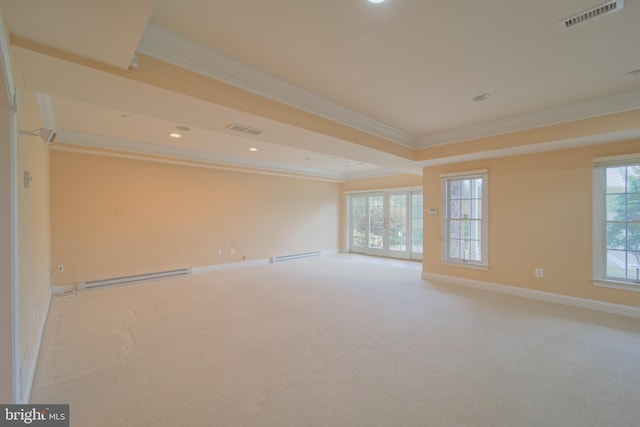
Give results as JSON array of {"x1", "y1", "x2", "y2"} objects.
[
  {"x1": 560, "y1": 0, "x2": 624, "y2": 29},
  {"x1": 227, "y1": 123, "x2": 267, "y2": 136}
]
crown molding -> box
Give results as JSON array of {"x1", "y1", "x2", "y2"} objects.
[
  {"x1": 418, "y1": 128, "x2": 640, "y2": 167},
  {"x1": 53, "y1": 129, "x2": 387, "y2": 182},
  {"x1": 137, "y1": 25, "x2": 640, "y2": 154},
  {"x1": 344, "y1": 168, "x2": 421, "y2": 181},
  {"x1": 0, "y1": 10, "x2": 16, "y2": 109},
  {"x1": 137, "y1": 24, "x2": 415, "y2": 148},
  {"x1": 419, "y1": 90, "x2": 640, "y2": 148}
]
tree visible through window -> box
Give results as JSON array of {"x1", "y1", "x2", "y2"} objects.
[
  {"x1": 442, "y1": 171, "x2": 488, "y2": 268},
  {"x1": 604, "y1": 165, "x2": 640, "y2": 282}
]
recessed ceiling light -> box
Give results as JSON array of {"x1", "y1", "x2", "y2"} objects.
[
  {"x1": 169, "y1": 133, "x2": 182, "y2": 138},
  {"x1": 473, "y1": 93, "x2": 491, "y2": 102},
  {"x1": 626, "y1": 69, "x2": 640, "y2": 77},
  {"x1": 368, "y1": 0, "x2": 386, "y2": 3},
  {"x1": 175, "y1": 125, "x2": 191, "y2": 131},
  {"x1": 249, "y1": 147, "x2": 258, "y2": 152}
]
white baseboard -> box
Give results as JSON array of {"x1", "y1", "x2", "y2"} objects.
[
  {"x1": 320, "y1": 249, "x2": 340, "y2": 256},
  {"x1": 191, "y1": 258, "x2": 271, "y2": 274},
  {"x1": 21, "y1": 288, "x2": 52, "y2": 403},
  {"x1": 422, "y1": 272, "x2": 640, "y2": 319},
  {"x1": 192, "y1": 250, "x2": 340, "y2": 274},
  {"x1": 52, "y1": 284, "x2": 78, "y2": 295}
]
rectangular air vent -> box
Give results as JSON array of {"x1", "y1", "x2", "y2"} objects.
[
  {"x1": 560, "y1": 0, "x2": 624, "y2": 29},
  {"x1": 227, "y1": 123, "x2": 266, "y2": 136}
]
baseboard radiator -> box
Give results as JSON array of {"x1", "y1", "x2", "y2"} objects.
[
  {"x1": 78, "y1": 268, "x2": 191, "y2": 290},
  {"x1": 271, "y1": 251, "x2": 320, "y2": 263}
]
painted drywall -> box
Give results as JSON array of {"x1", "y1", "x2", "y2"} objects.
[
  {"x1": 15, "y1": 86, "x2": 51, "y2": 403},
  {"x1": 338, "y1": 174, "x2": 422, "y2": 250},
  {"x1": 0, "y1": 4, "x2": 15, "y2": 402},
  {"x1": 50, "y1": 149, "x2": 340, "y2": 285},
  {"x1": 341, "y1": 174, "x2": 422, "y2": 193},
  {"x1": 422, "y1": 139, "x2": 640, "y2": 307},
  {"x1": 0, "y1": 104, "x2": 14, "y2": 403},
  {"x1": 416, "y1": 110, "x2": 640, "y2": 162},
  {"x1": 11, "y1": 38, "x2": 414, "y2": 161}
]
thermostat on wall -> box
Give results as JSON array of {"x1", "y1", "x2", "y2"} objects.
[{"x1": 429, "y1": 208, "x2": 438, "y2": 215}]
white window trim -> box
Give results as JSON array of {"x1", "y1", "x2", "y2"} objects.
[
  {"x1": 441, "y1": 170, "x2": 489, "y2": 270},
  {"x1": 592, "y1": 153, "x2": 640, "y2": 292},
  {"x1": 440, "y1": 259, "x2": 489, "y2": 271}
]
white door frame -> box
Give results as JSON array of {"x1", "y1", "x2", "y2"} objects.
[{"x1": 347, "y1": 188, "x2": 422, "y2": 260}]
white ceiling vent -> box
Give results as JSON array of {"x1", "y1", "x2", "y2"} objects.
[
  {"x1": 226, "y1": 123, "x2": 266, "y2": 136},
  {"x1": 560, "y1": 0, "x2": 624, "y2": 29}
]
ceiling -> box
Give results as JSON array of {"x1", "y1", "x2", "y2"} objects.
[{"x1": 1, "y1": 0, "x2": 639, "y2": 180}]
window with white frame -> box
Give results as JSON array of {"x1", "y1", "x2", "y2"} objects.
[
  {"x1": 441, "y1": 170, "x2": 488, "y2": 269},
  {"x1": 593, "y1": 155, "x2": 640, "y2": 289}
]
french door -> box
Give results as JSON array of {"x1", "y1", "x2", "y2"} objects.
[{"x1": 348, "y1": 190, "x2": 423, "y2": 260}]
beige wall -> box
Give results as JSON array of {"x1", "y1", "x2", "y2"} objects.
[
  {"x1": 416, "y1": 110, "x2": 640, "y2": 161},
  {"x1": 0, "y1": 4, "x2": 15, "y2": 402},
  {"x1": 423, "y1": 139, "x2": 640, "y2": 307},
  {"x1": 0, "y1": 104, "x2": 14, "y2": 403},
  {"x1": 341, "y1": 174, "x2": 422, "y2": 193},
  {"x1": 51, "y1": 149, "x2": 340, "y2": 285}
]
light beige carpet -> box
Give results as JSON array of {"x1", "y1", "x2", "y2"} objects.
[{"x1": 32, "y1": 255, "x2": 640, "y2": 426}]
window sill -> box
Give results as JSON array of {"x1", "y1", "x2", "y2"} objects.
[
  {"x1": 592, "y1": 278, "x2": 640, "y2": 292},
  {"x1": 441, "y1": 259, "x2": 489, "y2": 271}
]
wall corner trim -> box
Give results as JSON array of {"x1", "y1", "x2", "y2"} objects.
[
  {"x1": 21, "y1": 288, "x2": 52, "y2": 404},
  {"x1": 421, "y1": 272, "x2": 640, "y2": 319}
]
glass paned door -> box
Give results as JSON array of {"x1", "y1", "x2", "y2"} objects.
[
  {"x1": 388, "y1": 194, "x2": 408, "y2": 254},
  {"x1": 368, "y1": 195, "x2": 384, "y2": 250},
  {"x1": 411, "y1": 193, "x2": 423, "y2": 259},
  {"x1": 350, "y1": 195, "x2": 368, "y2": 248},
  {"x1": 349, "y1": 190, "x2": 422, "y2": 260}
]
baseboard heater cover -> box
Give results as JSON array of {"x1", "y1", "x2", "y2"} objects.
[
  {"x1": 78, "y1": 268, "x2": 191, "y2": 290},
  {"x1": 271, "y1": 251, "x2": 320, "y2": 263}
]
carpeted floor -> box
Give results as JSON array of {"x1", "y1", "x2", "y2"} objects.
[{"x1": 31, "y1": 255, "x2": 640, "y2": 426}]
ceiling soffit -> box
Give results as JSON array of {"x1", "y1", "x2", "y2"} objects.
[{"x1": 138, "y1": 23, "x2": 640, "y2": 149}]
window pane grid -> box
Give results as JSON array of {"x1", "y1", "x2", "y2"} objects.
[
  {"x1": 389, "y1": 194, "x2": 407, "y2": 251},
  {"x1": 603, "y1": 165, "x2": 640, "y2": 282},
  {"x1": 350, "y1": 196, "x2": 367, "y2": 248},
  {"x1": 411, "y1": 193, "x2": 423, "y2": 254},
  {"x1": 444, "y1": 174, "x2": 486, "y2": 265},
  {"x1": 368, "y1": 195, "x2": 384, "y2": 249}
]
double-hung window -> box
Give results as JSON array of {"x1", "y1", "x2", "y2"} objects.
[
  {"x1": 441, "y1": 170, "x2": 488, "y2": 269},
  {"x1": 593, "y1": 155, "x2": 640, "y2": 290}
]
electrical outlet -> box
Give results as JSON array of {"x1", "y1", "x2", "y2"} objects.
[
  {"x1": 534, "y1": 268, "x2": 544, "y2": 278},
  {"x1": 57, "y1": 264, "x2": 64, "y2": 273},
  {"x1": 218, "y1": 249, "x2": 223, "y2": 256},
  {"x1": 230, "y1": 248, "x2": 235, "y2": 255}
]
